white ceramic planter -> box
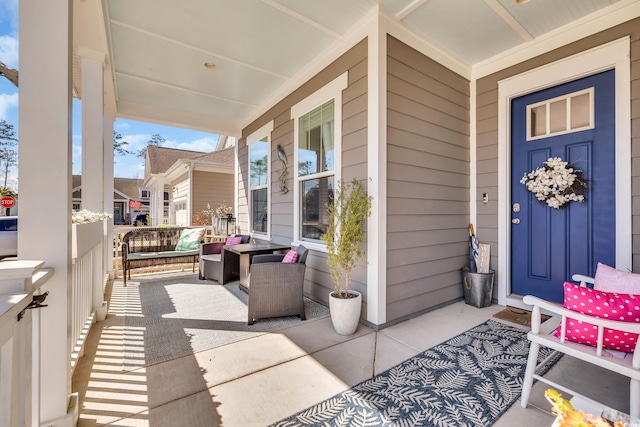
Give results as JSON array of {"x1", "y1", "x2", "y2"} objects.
[{"x1": 329, "y1": 290, "x2": 362, "y2": 335}]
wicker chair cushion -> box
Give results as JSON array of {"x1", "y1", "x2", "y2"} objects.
[
  {"x1": 282, "y1": 250, "x2": 298, "y2": 263},
  {"x1": 201, "y1": 254, "x2": 221, "y2": 263}
]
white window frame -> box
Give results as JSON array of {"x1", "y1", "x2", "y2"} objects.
[
  {"x1": 247, "y1": 121, "x2": 274, "y2": 241},
  {"x1": 291, "y1": 72, "x2": 348, "y2": 252}
]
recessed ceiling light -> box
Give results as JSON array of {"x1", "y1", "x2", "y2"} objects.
[
  {"x1": 516, "y1": 0, "x2": 532, "y2": 4},
  {"x1": 204, "y1": 62, "x2": 217, "y2": 70}
]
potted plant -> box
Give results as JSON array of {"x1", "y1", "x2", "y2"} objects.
[{"x1": 321, "y1": 178, "x2": 372, "y2": 335}]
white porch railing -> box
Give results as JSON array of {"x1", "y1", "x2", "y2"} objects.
[
  {"x1": 0, "y1": 261, "x2": 53, "y2": 427},
  {"x1": 71, "y1": 220, "x2": 107, "y2": 371},
  {"x1": 0, "y1": 219, "x2": 109, "y2": 427}
]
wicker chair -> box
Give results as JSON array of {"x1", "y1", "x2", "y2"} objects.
[
  {"x1": 199, "y1": 234, "x2": 251, "y2": 282},
  {"x1": 246, "y1": 245, "x2": 308, "y2": 325}
]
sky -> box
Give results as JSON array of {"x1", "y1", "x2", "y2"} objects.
[{"x1": 0, "y1": 0, "x2": 220, "y2": 190}]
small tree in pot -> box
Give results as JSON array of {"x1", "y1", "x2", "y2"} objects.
[{"x1": 321, "y1": 178, "x2": 372, "y2": 335}]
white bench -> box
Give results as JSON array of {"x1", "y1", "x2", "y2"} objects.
[{"x1": 520, "y1": 276, "x2": 640, "y2": 419}]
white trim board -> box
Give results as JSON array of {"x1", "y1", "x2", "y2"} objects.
[
  {"x1": 366, "y1": 14, "x2": 388, "y2": 326},
  {"x1": 496, "y1": 37, "x2": 631, "y2": 310}
]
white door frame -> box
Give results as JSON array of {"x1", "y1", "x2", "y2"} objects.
[{"x1": 496, "y1": 37, "x2": 631, "y2": 309}]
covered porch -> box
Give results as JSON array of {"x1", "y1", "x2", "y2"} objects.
[
  {"x1": 2, "y1": 0, "x2": 640, "y2": 425},
  {"x1": 71, "y1": 271, "x2": 631, "y2": 426}
]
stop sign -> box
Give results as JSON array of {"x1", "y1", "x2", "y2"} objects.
[{"x1": 0, "y1": 196, "x2": 15, "y2": 209}]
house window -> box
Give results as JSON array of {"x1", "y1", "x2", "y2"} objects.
[
  {"x1": 250, "y1": 137, "x2": 269, "y2": 234},
  {"x1": 140, "y1": 189, "x2": 150, "y2": 199},
  {"x1": 248, "y1": 121, "x2": 273, "y2": 238},
  {"x1": 298, "y1": 100, "x2": 335, "y2": 177},
  {"x1": 527, "y1": 88, "x2": 594, "y2": 140},
  {"x1": 291, "y1": 73, "x2": 347, "y2": 248},
  {"x1": 72, "y1": 202, "x2": 81, "y2": 211}
]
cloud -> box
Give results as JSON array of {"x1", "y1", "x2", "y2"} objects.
[
  {"x1": 115, "y1": 122, "x2": 131, "y2": 130},
  {"x1": 166, "y1": 137, "x2": 218, "y2": 153},
  {"x1": 0, "y1": 92, "x2": 18, "y2": 120},
  {"x1": 114, "y1": 159, "x2": 145, "y2": 179},
  {"x1": 118, "y1": 133, "x2": 152, "y2": 151},
  {"x1": 0, "y1": 35, "x2": 18, "y2": 68}
]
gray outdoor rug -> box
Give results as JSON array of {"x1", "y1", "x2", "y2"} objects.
[
  {"x1": 122, "y1": 272, "x2": 329, "y2": 370},
  {"x1": 272, "y1": 319, "x2": 560, "y2": 427}
]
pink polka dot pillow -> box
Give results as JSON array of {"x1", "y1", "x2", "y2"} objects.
[
  {"x1": 555, "y1": 282, "x2": 640, "y2": 352},
  {"x1": 225, "y1": 236, "x2": 243, "y2": 245},
  {"x1": 594, "y1": 262, "x2": 640, "y2": 294}
]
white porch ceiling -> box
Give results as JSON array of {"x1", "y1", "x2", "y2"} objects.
[{"x1": 74, "y1": 0, "x2": 633, "y2": 137}]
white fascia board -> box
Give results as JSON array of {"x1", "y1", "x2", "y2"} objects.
[
  {"x1": 117, "y1": 100, "x2": 243, "y2": 137},
  {"x1": 473, "y1": 0, "x2": 640, "y2": 79},
  {"x1": 142, "y1": 173, "x2": 166, "y2": 189},
  {"x1": 192, "y1": 162, "x2": 234, "y2": 174},
  {"x1": 164, "y1": 160, "x2": 192, "y2": 182},
  {"x1": 113, "y1": 189, "x2": 130, "y2": 201}
]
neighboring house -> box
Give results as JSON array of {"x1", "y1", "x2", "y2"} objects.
[
  {"x1": 142, "y1": 145, "x2": 235, "y2": 227},
  {"x1": 72, "y1": 175, "x2": 149, "y2": 225}
]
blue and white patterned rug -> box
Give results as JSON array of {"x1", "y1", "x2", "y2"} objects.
[{"x1": 272, "y1": 319, "x2": 559, "y2": 427}]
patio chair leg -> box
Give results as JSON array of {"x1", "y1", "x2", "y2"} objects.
[{"x1": 520, "y1": 341, "x2": 540, "y2": 408}]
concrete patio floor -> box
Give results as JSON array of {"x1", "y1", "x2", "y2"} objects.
[{"x1": 72, "y1": 272, "x2": 632, "y2": 426}]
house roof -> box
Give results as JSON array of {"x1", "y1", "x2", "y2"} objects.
[
  {"x1": 191, "y1": 146, "x2": 235, "y2": 165},
  {"x1": 72, "y1": 175, "x2": 144, "y2": 201},
  {"x1": 114, "y1": 177, "x2": 145, "y2": 200},
  {"x1": 146, "y1": 145, "x2": 235, "y2": 176},
  {"x1": 147, "y1": 146, "x2": 204, "y2": 175},
  {"x1": 73, "y1": 0, "x2": 638, "y2": 137}
]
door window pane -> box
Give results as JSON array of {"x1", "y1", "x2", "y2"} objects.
[
  {"x1": 571, "y1": 93, "x2": 590, "y2": 129},
  {"x1": 549, "y1": 100, "x2": 567, "y2": 133},
  {"x1": 530, "y1": 105, "x2": 546, "y2": 137}
]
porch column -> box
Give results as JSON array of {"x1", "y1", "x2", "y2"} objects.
[
  {"x1": 79, "y1": 48, "x2": 106, "y2": 313},
  {"x1": 366, "y1": 13, "x2": 388, "y2": 325},
  {"x1": 19, "y1": 0, "x2": 74, "y2": 424},
  {"x1": 104, "y1": 112, "x2": 115, "y2": 280}
]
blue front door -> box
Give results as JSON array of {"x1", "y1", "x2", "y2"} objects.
[{"x1": 510, "y1": 70, "x2": 616, "y2": 302}]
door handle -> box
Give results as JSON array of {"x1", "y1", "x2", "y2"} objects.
[{"x1": 511, "y1": 218, "x2": 520, "y2": 224}]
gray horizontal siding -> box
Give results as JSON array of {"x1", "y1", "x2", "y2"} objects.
[
  {"x1": 386, "y1": 35, "x2": 470, "y2": 322},
  {"x1": 239, "y1": 38, "x2": 369, "y2": 309}
]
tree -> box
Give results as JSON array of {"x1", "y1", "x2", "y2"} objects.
[
  {"x1": 113, "y1": 131, "x2": 132, "y2": 157},
  {"x1": 137, "y1": 133, "x2": 165, "y2": 158},
  {"x1": 0, "y1": 120, "x2": 18, "y2": 189},
  {"x1": 0, "y1": 149, "x2": 17, "y2": 188},
  {"x1": 0, "y1": 120, "x2": 17, "y2": 147}
]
